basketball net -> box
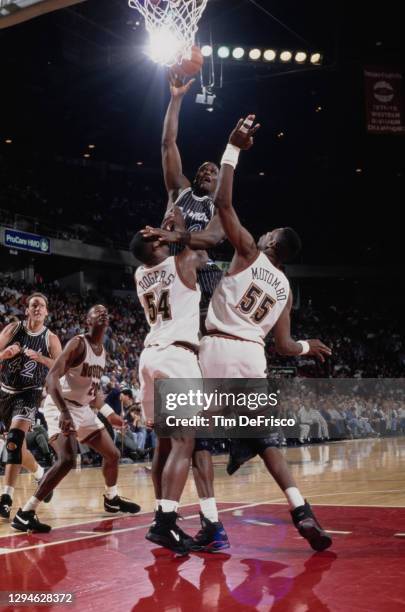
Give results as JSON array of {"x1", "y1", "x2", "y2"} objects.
[{"x1": 128, "y1": 0, "x2": 208, "y2": 66}]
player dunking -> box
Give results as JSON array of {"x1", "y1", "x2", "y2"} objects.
[
  {"x1": 0, "y1": 293, "x2": 62, "y2": 520},
  {"x1": 155, "y1": 72, "x2": 228, "y2": 548},
  {"x1": 131, "y1": 230, "x2": 229, "y2": 554},
  {"x1": 11, "y1": 304, "x2": 140, "y2": 533},
  {"x1": 151, "y1": 115, "x2": 333, "y2": 552}
]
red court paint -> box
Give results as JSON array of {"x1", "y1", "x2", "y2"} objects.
[{"x1": 0, "y1": 504, "x2": 404, "y2": 611}]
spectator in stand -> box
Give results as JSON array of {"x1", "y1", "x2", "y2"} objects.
[{"x1": 298, "y1": 406, "x2": 313, "y2": 444}]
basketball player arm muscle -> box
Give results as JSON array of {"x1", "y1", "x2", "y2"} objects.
[
  {"x1": 176, "y1": 248, "x2": 208, "y2": 286},
  {"x1": 215, "y1": 163, "x2": 257, "y2": 261},
  {"x1": 162, "y1": 96, "x2": 191, "y2": 206}
]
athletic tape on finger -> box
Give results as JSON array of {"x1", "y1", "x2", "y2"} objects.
[{"x1": 240, "y1": 117, "x2": 254, "y2": 134}]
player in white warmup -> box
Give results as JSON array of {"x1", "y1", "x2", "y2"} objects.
[
  {"x1": 11, "y1": 304, "x2": 141, "y2": 533},
  {"x1": 131, "y1": 230, "x2": 229, "y2": 554}
]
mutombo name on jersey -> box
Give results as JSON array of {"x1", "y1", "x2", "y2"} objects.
[
  {"x1": 0, "y1": 322, "x2": 51, "y2": 392},
  {"x1": 206, "y1": 251, "x2": 290, "y2": 345},
  {"x1": 169, "y1": 187, "x2": 223, "y2": 301}
]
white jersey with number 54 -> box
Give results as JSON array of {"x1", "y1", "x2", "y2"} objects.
[
  {"x1": 205, "y1": 251, "x2": 290, "y2": 345},
  {"x1": 135, "y1": 255, "x2": 201, "y2": 349}
]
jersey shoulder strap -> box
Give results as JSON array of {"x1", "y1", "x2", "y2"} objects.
[{"x1": 174, "y1": 187, "x2": 192, "y2": 205}]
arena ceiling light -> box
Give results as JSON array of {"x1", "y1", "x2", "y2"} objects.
[
  {"x1": 310, "y1": 53, "x2": 322, "y2": 64},
  {"x1": 201, "y1": 44, "x2": 213, "y2": 57},
  {"x1": 249, "y1": 48, "x2": 261, "y2": 60},
  {"x1": 217, "y1": 46, "x2": 230, "y2": 59},
  {"x1": 295, "y1": 51, "x2": 307, "y2": 63},
  {"x1": 263, "y1": 49, "x2": 276, "y2": 61},
  {"x1": 280, "y1": 51, "x2": 292, "y2": 62},
  {"x1": 232, "y1": 47, "x2": 245, "y2": 60}
]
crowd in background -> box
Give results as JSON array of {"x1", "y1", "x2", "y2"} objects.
[{"x1": 1, "y1": 273, "x2": 404, "y2": 468}]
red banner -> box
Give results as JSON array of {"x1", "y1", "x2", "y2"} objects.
[{"x1": 364, "y1": 68, "x2": 405, "y2": 134}]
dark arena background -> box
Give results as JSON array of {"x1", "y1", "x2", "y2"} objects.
[{"x1": 1, "y1": 1, "x2": 405, "y2": 611}]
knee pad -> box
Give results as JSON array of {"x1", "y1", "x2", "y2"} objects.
[{"x1": 6, "y1": 428, "x2": 25, "y2": 464}]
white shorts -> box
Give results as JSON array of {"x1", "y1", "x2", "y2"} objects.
[
  {"x1": 43, "y1": 395, "x2": 104, "y2": 443},
  {"x1": 139, "y1": 344, "x2": 202, "y2": 420},
  {"x1": 199, "y1": 336, "x2": 267, "y2": 379}
]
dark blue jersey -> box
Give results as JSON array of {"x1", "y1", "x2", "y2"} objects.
[
  {"x1": 169, "y1": 187, "x2": 223, "y2": 301},
  {"x1": 1, "y1": 322, "x2": 50, "y2": 391}
]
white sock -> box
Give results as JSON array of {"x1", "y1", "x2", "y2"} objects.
[
  {"x1": 33, "y1": 465, "x2": 44, "y2": 481},
  {"x1": 160, "y1": 499, "x2": 178, "y2": 513},
  {"x1": 155, "y1": 499, "x2": 162, "y2": 511},
  {"x1": 22, "y1": 496, "x2": 41, "y2": 512},
  {"x1": 285, "y1": 487, "x2": 305, "y2": 510},
  {"x1": 200, "y1": 497, "x2": 218, "y2": 523},
  {"x1": 104, "y1": 485, "x2": 118, "y2": 500},
  {"x1": 3, "y1": 485, "x2": 14, "y2": 498}
]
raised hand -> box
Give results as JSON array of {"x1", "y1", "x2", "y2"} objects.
[
  {"x1": 229, "y1": 114, "x2": 261, "y2": 150},
  {"x1": 169, "y1": 70, "x2": 195, "y2": 98}
]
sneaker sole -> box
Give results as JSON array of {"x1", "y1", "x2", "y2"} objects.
[
  {"x1": 11, "y1": 522, "x2": 51, "y2": 534},
  {"x1": 191, "y1": 541, "x2": 231, "y2": 553},
  {"x1": 298, "y1": 520, "x2": 332, "y2": 552},
  {"x1": 104, "y1": 504, "x2": 141, "y2": 514},
  {"x1": 145, "y1": 532, "x2": 190, "y2": 556}
]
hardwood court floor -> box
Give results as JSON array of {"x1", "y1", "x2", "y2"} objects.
[{"x1": 0, "y1": 438, "x2": 404, "y2": 611}]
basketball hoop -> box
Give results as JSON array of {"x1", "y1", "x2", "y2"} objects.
[{"x1": 128, "y1": 0, "x2": 208, "y2": 66}]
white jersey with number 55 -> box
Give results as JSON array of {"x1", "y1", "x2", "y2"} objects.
[
  {"x1": 135, "y1": 255, "x2": 201, "y2": 349},
  {"x1": 205, "y1": 251, "x2": 290, "y2": 345}
]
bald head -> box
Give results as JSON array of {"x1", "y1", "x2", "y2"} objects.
[{"x1": 258, "y1": 227, "x2": 302, "y2": 264}]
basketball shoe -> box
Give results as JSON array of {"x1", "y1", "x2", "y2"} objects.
[
  {"x1": 146, "y1": 507, "x2": 194, "y2": 555},
  {"x1": 11, "y1": 508, "x2": 51, "y2": 533},
  {"x1": 291, "y1": 501, "x2": 332, "y2": 551},
  {"x1": 0, "y1": 493, "x2": 12, "y2": 519},
  {"x1": 103, "y1": 495, "x2": 141, "y2": 514},
  {"x1": 190, "y1": 512, "x2": 230, "y2": 552}
]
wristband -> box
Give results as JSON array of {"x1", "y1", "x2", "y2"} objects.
[
  {"x1": 297, "y1": 340, "x2": 310, "y2": 355},
  {"x1": 221, "y1": 143, "x2": 240, "y2": 169},
  {"x1": 99, "y1": 403, "x2": 114, "y2": 419}
]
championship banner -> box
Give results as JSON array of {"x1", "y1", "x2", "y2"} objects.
[
  {"x1": 364, "y1": 68, "x2": 405, "y2": 134},
  {"x1": 3, "y1": 228, "x2": 51, "y2": 254}
]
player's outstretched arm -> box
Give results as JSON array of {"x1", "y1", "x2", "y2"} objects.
[
  {"x1": 161, "y1": 71, "x2": 193, "y2": 208},
  {"x1": 214, "y1": 115, "x2": 260, "y2": 261},
  {"x1": 142, "y1": 211, "x2": 224, "y2": 250},
  {"x1": 273, "y1": 293, "x2": 332, "y2": 362},
  {"x1": 46, "y1": 337, "x2": 85, "y2": 433}
]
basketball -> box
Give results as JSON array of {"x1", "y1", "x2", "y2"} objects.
[{"x1": 176, "y1": 45, "x2": 204, "y2": 77}]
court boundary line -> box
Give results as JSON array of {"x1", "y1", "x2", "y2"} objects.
[
  {"x1": 2, "y1": 497, "x2": 405, "y2": 556},
  {"x1": 0, "y1": 501, "x2": 267, "y2": 556}
]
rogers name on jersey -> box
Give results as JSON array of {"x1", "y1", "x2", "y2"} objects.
[{"x1": 138, "y1": 270, "x2": 175, "y2": 292}]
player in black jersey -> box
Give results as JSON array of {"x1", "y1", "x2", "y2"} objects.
[
  {"x1": 142, "y1": 72, "x2": 229, "y2": 551},
  {"x1": 0, "y1": 293, "x2": 62, "y2": 519}
]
